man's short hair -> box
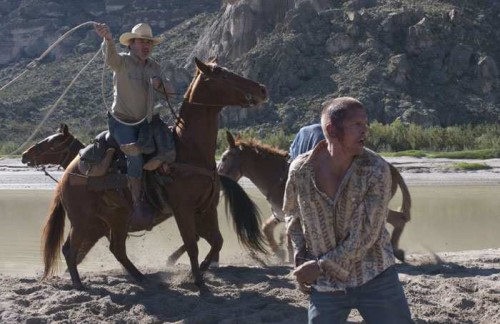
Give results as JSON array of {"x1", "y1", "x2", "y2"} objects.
[{"x1": 321, "y1": 97, "x2": 364, "y2": 139}]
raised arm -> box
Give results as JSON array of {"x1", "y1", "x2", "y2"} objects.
[{"x1": 94, "y1": 23, "x2": 122, "y2": 71}]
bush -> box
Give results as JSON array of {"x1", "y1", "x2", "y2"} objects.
[{"x1": 367, "y1": 122, "x2": 500, "y2": 153}]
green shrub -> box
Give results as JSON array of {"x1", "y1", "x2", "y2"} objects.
[{"x1": 453, "y1": 162, "x2": 492, "y2": 170}]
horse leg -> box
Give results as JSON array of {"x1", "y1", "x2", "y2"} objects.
[
  {"x1": 61, "y1": 228, "x2": 86, "y2": 290},
  {"x1": 173, "y1": 207, "x2": 203, "y2": 286},
  {"x1": 198, "y1": 206, "x2": 223, "y2": 271},
  {"x1": 387, "y1": 209, "x2": 407, "y2": 262},
  {"x1": 167, "y1": 245, "x2": 187, "y2": 265},
  {"x1": 75, "y1": 226, "x2": 107, "y2": 266},
  {"x1": 262, "y1": 216, "x2": 280, "y2": 255},
  {"x1": 108, "y1": 221, "x2": 145, "y2": 282},
  {"x1": 167, "y1": 235, "x2": 200, "y2": 265}
]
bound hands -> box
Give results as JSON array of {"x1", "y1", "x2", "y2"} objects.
[
  {"x1": 292, "y1": 260, "x2": 321, "y2": 294},
  {"x1": 94, "y1": 23, "x2": 112, "y2": 41}
]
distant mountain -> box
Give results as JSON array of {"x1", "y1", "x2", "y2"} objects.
[{"x1": 1, "y1": 0, "x2": 499, "y2": 151}]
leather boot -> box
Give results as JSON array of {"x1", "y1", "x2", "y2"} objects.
[{"x1": 127, "y1": 177, "x2": 154, "y2": 231}]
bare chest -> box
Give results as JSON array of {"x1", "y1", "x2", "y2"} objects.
[{"x1": 314, "y1": 168, "x2": 343, "y2": 201}]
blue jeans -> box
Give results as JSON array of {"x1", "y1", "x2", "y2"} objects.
[
  {"x1": 308, "y1": 266, "x2": 412, "y2": 324},
  {"x1": 107, "y1": 114, "x2": 146, "y2": 178}
]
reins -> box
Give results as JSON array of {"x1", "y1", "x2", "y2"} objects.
[
  {"x1": 40, "y1": 166, "x2": 60, "y2": 183},
  {"x1": 32, "y1": 135, "x2": 79, "y2": 183}
]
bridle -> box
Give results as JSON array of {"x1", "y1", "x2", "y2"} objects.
[
  {"x1": 32, "y1": 134, "x2": 78, "y2": 168},
  {"x1": 186, "y1": 68, "x2": 263, "y2": 108}
]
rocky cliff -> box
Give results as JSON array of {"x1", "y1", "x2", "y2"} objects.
[
  {"x1": 191, "y1": 0, "x2": 500, "y2": 129},
  {"x1": 0, "y1": 0, "x2": 219, "y2": 66},
  {"x1": 0, "y1": 0, "x2": 499, "y2": 150}
]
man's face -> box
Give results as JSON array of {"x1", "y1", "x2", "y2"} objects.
[
  {"x1": 129, "y1": 38, "x2": 154, "y2": 61},
  {"x1": 338, "y1": 108, "x2": 369, "y2": 155}
]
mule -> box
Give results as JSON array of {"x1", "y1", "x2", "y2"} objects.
[
  {"x1": 217, "y1": 131, "x2": 411, "y2": 263},
  {"x1": 21, "y1": 58, "x2": 269, "y2": 289}
]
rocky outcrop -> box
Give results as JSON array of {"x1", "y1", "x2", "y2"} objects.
[
  {"x1": 187, "y1": 0, "x2": 295, "y2": 66},
  {"x1": 0, "y1": 0, "x2": 218, "y2": 66},
  {"x1": 1, "y1": 0, "x2": 499, "y2": 137}
]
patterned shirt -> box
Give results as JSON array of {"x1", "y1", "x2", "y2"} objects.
[
  {"x1": 104, "y1": 39, "x2": 162, "y2": 123},
  {"x1": 283, "y1": 141, "x2": 395, "y2": 292}
]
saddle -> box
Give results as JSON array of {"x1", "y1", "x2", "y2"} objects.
[
  {"x1": 69, "y1": 130, "x2": 128, "y2": 190},
  {"x1": 69, "y1": 115, "x2": 175, "y2": 191}
]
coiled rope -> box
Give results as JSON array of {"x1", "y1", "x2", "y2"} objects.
[{"x1": 0, "y1": 21, "x2": 106, "y2": 157}]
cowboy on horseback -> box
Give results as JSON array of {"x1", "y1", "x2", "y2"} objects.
[{"x1": 94, "y1": 22, "x2": 176, "y2": 227}]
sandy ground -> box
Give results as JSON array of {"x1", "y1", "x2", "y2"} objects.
[{"x1": 0, "y1": 157, "x2": 499, "y2": 323}]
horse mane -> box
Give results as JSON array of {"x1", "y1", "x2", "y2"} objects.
[{"x1": 235, "y1": 137, "x2": 289, "y2": 159}]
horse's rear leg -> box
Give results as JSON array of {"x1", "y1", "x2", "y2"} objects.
[
  {"x1": 199, "y1": 232, "x2": 223, "y2": 271},
  {"x1": 167, "y1": 235, "x2": 200, "y2": 265},
  {"x1": 108, "y1": 226, "x2": 145, "y2": 282},
  {"x1": 62, "y1": 229, "x2": 86, "y2": 290},
  {"x1": 262, "y1": 216, "x2": 280, "y2": 255},
  {"x1": 167, "y1": 245, "x2": 187, "y2": 265},
  {"x1": 62, "y1": 226, "x2": 106, "y2": 290},
  {"x1": 75, "y1": 230, "x2": 107, "y2": 265}
]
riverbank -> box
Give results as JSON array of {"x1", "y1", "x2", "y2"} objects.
[
  {"x1": 0, "y1": 249, "x2": 498, "y2": 323},
  {"x1": 1, "y1": 156, "x2": 500, "y2": 189},
  {"x1": 0, "y1": 157, "x2": 499, "y2": 323}
]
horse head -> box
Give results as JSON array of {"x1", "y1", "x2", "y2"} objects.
[
  {"x1": 185, "y1": 57, "x2": 268, "y2": 107},
  {"x1": 218, "y1": 131, "x2": 288, "y2": 182},
  {"x1": 21, "y1": 123, "x2": 83, "y2": 168},
  {"x1": 218, "y1": 131, "x2": 244, "y2": 181}
]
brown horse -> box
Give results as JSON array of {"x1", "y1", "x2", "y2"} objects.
[
  {"x1": 21, "y1": 58, "x2": 269, "y2": 289},
  {"x1": 21, "y1": 124, "x2": 84, "y2": 169},
  {"x1": 217, "y1": 131, "x2": 411, "y2": 263}
]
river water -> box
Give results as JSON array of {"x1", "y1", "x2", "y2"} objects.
[{"x1": 1, "y1": 183, "x2": 499, "y2": 277}]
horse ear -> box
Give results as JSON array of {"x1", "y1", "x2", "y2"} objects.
[
  {"x1": 208, "y1": 56, "x2": 218, "y2": 64},
  {"x1": 194, "y1": 57, "x2": 212, "y2": 75},
  {"x1": 226, "y1": 130, "x2": 236, "y2": 148},
  {"x1": 59, "y1": 123, "x2": 68, "y2": 135},
  {"x1": 235, "y1": 133, "x2": 242, "y2": 141}
]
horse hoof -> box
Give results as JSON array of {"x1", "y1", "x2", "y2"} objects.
[
  {"x1": 194, "y1": 277, "x2": 205, "y2": 287},
  {"x1": 74, "y1": 283, "x2": 86, "y2": 291},
  {"x1": 394, "y1": 249, "x2": 406, "y2": 263},
  {"x1": 200, "y1": 260, "x2": 210, "y2": 272}
]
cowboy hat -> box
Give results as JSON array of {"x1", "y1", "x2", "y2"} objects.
[{"x1": 119, "y1": 23, "x2": 163, "y2": 46}]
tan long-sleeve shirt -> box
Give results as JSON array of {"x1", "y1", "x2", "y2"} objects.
[
  {"x1": 284, "y1": 142, "x2": 395, "y2": 292},
  {"x1": 104, "y1": 39, "x2": 161, "y2": 123}
]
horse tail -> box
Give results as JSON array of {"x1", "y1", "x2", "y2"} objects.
[
  {"x1": 41, "y1": 189, "x2": 66, "y2": 280},
  {"x1": 219, "y1": 175, "x2": 268, "y2": 254},
  {"x1": 389, "y1": 164, "x2": 412, "y2": 221}
]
